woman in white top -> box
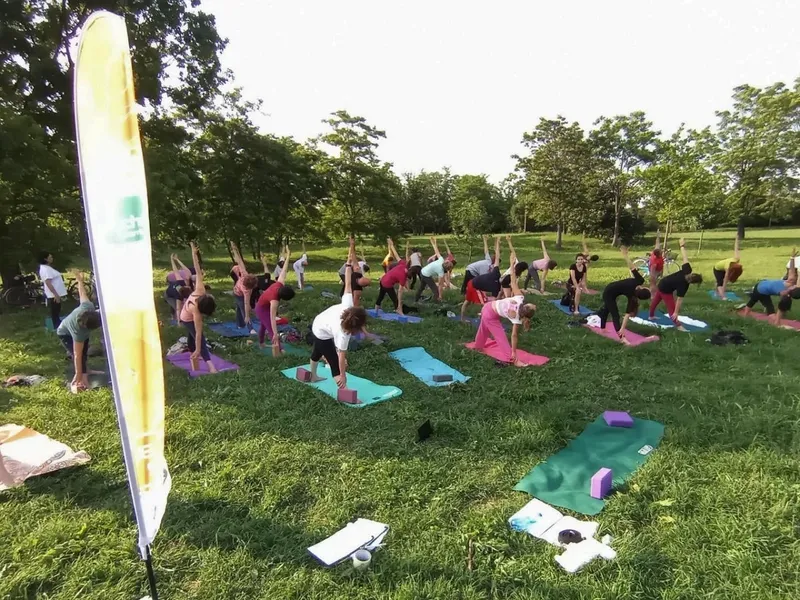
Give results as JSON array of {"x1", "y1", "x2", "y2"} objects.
[
  {"x1": 309, "y1": 238, "x2": 367, "y2": 388},
  {"x1": 407, "y1": 247, "x2": 424, "y2": 289},
  {"x1": 293, "y1": 241, "x2": 309, "y2": 290},
  {"x1": 472, "y1": 238, "x2": 537, "y2": 366},
  {"x1": 38, "y1": 251, "x2": 68, "y2": 329}
]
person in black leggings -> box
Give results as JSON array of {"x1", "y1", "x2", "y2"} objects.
[
  {"x1": 595, "y1": 246, "x2": 651, "y2": 345},
  {"x1": 309, "y1": 238, "x2": 368, "y2": 389}
]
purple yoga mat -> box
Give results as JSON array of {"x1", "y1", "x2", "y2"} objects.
[{"x1": 166, "y1": 352, "x2": 239, "y2": 377}]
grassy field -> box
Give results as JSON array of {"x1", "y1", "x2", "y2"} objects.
[{"x1": 1, "y1": 228, "x2": 799, "y2": 600}]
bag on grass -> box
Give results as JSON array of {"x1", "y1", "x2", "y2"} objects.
[{"x1": 708, "y1": 330, "x2": 748, "y2": 346}]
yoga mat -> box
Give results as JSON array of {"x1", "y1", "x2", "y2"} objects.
[
  {"x1": 366, "y1": 309, "x2": 423, "y2": 323},
  {"x1": 281, "y1": 364, "x2": 401, "y2": 407},
  {"x1": 389, "y1": 347, "x2": 470, "y2": 386},
  {"x1": 208, "y1": 316, "x2": 288, "y2": 338},
  {"x1": 258, "y1": 343, "x2": 311, "y2": 357},
  {"x1": 45, "y1": 317, "x2": 56, "y2": 332},
  {"x1": 549, "y1": 300, "x2": 592, "y2": 316},
  {"x1": 514, "y1": 414, "x2": 665, "y2": 515},
  {"x1": 584, "y1": 322, "x2": 659, "y2": 345},
  {"x1": 166, "y1": 352, "x2": 239, "y2": 377},
  {"x1": 464, "y1": 340, "x2": 549, "y2": 366},
  {"x1": 738, "y1": 310, "x2": 800, "y2": 330},
  {"x1": 633, "y1": 311, "x2": 709, "y2": 332},
  {"x1": 708, "y1": 290, "x2": 741, "y2": 301}
]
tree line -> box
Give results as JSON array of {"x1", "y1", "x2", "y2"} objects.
[{"x1": 1, "y1": 1, "x2": 798, "y2": 284}]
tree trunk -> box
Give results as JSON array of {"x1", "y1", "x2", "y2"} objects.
[
  {"x1": 523, "y1": 207, "x2": 527, "y2": 233},
  {"x1": 556, "y1": 222, "x2": 563, "y2": 250},
  {"x1": 737, "y1": 216, "x2": 746, "y2": 240},
  {"x1": 612, "y1": 197, "x2": 621, "y2": 247}
]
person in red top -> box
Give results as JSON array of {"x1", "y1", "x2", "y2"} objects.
[
  {"x1": 648, "y1": 232, "x2": 664, "y2": 296},
  {"x1": 255, "y1": 246, "x2": 295, "y2": 354},
  {"x1": 230, "y1": 241, "x2": 258, "y2": 329},
  {"x1": 375, "y1": 238, "x2": 409, "y2": 315}
]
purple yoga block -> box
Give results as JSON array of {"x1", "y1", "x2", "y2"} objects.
[
  {"x1": 296, "y1": 367, "x2": 311, "y2": 382},
  {"x1": 337, "y1": 388, "x2": 359, "y2": 404},
  {"x1": 603, "y1": 410, "x2": 634, "y2": 428},
  {"x1": 590, "y1": 468, "x2": 613, "y2": 499}
]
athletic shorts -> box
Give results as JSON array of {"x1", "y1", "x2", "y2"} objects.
[
  {"x1": 340, "y1": 272, "x2": 364, "y2": 292},
  {"x1": 465, "y1": 279, "x2": 485, "y2": 305}
]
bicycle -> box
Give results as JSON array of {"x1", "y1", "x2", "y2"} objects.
[
  {"x1": 1, "y1": 274, "x2": 45, "y2": 306},
  {"x1": 66, "y1": 271, "x2": 96, "y2": 301},
  {"x1": 633, "y1": 248, "x2": 677, "y2": 277}
]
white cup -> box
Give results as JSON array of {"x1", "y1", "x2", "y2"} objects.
[{"x1": 352, "y1": 549, "x2": 372, "y2": 571}]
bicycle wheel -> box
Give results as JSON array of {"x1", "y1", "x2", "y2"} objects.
[
  {"x1": 633, "y1": 259, "x2": 650, "y2": 276},
  {"x1": 3, "y1": 286, "x2": 32, "y2": 306},
  {"x1": 664, "y1": 260, "x2": 677, "y2": 275}
]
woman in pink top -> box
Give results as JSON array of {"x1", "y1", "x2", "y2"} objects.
[
  {"x1": 524, "y1": 239, "x2": 558, "y2": 292},
  {"x1": 472, "y1": 240, "x2": 537, "y2": 366},
  {"x1": 230, "y1": 241, "x2": 258, "y2": 329},
  {"x1": 375, "y1": 238, "x2": 409, "y2": 314}
]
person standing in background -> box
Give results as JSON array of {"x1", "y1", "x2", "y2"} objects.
[{"x1": 38, "y1": 251, "x2": 68, "y2": 330}]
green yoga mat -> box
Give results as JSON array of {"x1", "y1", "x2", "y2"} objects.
[
  {"x1": 281, "y1": 364, "x2": 402, "y2": 408},
  {"x1": 514, "y1": 415, "x2": 664, "y2": 515}
]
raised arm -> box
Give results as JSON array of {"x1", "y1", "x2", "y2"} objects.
[
  {"x1": 344, "y1": 238, "x2": 356, "y2": 296},
  {"x1": 654, "y1": 231, "x2": 661, "y2": 251},
  {"x1": 444, "y1": 240, "x2": 452, "y2": 257},
  {"x1": 582, "y1": 234, "x2": 590, "y2": 257},
  {"x1": 540, "y1": 239, "x2": 550, "y2": 260},
  {"x1": 190, "y1": 242, "x2": 205, "y2": 295},
  {"x1": 260, "y1": 252, "x2": 270, "y2": 276},
  {"x1": 388, "y1": 238, "x2": 401, "y2": 263},
  {"x1": 620, "y1": 246, "x2": 635, "y2": 271},
  {"x1": 430, "y1": 237, "x2": 441, "y2": 258},
  {"x1": 230, "y1": 241, "x2": 248, "y2": 275},
  {"x1": 174, "y1": 254, "x2": 191, "y2": 275},
  {"x1": 70, "y1": 269, "x2": 89, "y2": 304},
  {"x1": 404, "y1": 240, "x2": 410, "y2": 263},
  {"x1": 493, "y1": 236, "x2": 501, "y2": 268},
  {"x1": 483, "y1": 235, "x2": 490, "y2": 261},
  {"x1": 277, "y1": 246, "x2": 291, "y2": 284},
  {"x1": 733, "y1": 235, "x2": 740, "y2": 261},
  {"x1": 679, "y1": 237, "x2": 688, "y2": 266},
  {"x1": 508, "y1": 250, "x2": 523, "y2": 297},
  {"x1": 169, "y1": 253, "x2": 181, "y2": 279},
  {"x1": 506, "y1": 235, "x2": 516, "y2": 257}
]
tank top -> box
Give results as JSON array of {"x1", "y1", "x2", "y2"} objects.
[{"x1": 180, "y1": 295, "x2": 198, "y2": 323}]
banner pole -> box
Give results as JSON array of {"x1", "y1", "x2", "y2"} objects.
[{"x1": 144, "y1": 545, "x2": 159, "y2": 600}]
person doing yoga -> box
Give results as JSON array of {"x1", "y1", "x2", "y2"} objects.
[
  {"x1": 524, "y1": 239, "x2": 557, "y2": 293},
  {"x1": 595, "y1": 246, "x2": 651, "y2": 346},
  {"x1": 648, "y1": 238, "x2": 703, "y2": 329},
  {"x1": 562, "y1": 254, "x2": 588, "y2": 315},
  {"x1": 415, "y1": 237, "x2": 453, "y2": 303},
  {"x1": 180, "y1": 242, "x2": 218, "y2": 373},
  {"x1": 230, "y1": 241, "x2": 258, "y2": 329},
  {"x1": 579, "y1": 236, "x2": 600, "y2": 293},
  {"x1": 255, "y1": 246, "x2": 295, "y2": 355},
  {"x1": 712, "y1": 235, "x2": 743, "y2": 299},
  {"x1": 165, "y1": 253, "x2": 193, "y2": 321},
  {"x1": 462, "y1": 235, "x2": 493, "y2": 294},
  {"x1": 293, "y1": 242, "x2": 309, "y2": 289},
  {"x1": 471, "y1": 241, "x2": 537, "y2": 366},
  {"x1": 309, "y1": 238, "x2": 367, "y2": 388},
  {"x1": 500, "y1": 236, "x2": 528, "y2": 298},
  {"x1": 742, "y1": 248, "x2": 800, "y2": 327},
  {"x1": 375, "y1": 238, "x2": 409, "y2": 314},
  {"x1": 408, "y1": 246, "x2": 423, "y2": 289},
  {"x1": 460, "y1": 236, "x2": 503, "y2": 321},
  {"x1": 57, "y1": 270, "x2": 101, "y2": 392},
  {"x1": 648, "y1": 232, "x2": 664, "y2": 297},
  {"x1": 338, "y1": 250, "x2": 371, "y2": 306}
]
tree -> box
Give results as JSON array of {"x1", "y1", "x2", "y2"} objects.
[
  {"x1": 402, "y1": 169, "x2": 455, "y2": 234},
  {"x1": 642, "y1": 126, "x2": 726, "y2": 232},
  {"x1": 449, "y1": 176, "x2": 490, "y2": 259},
  {"x1": 514, "y1": 117, "x2": 598, "y2": 248},
  {"x1": 315, "y1": 110, "x2": 403, "y2": 239},
  {"x1": 712, "y1": 81, "x2": 800, "y2": 238},
  {"x1": 589, "y1": 112, "x2": 660, "y2": 246},
  {"x1": 0, "y1": 0, "x2": 228, "y2": 275}
]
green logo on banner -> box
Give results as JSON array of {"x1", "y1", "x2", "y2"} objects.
[{"x1": 110, "y1": 195, "x2": 145, "y2": 244}]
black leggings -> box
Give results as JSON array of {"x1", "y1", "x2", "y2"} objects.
[
  {"x1": 408, "y1": 265, "x2": 422, "y2": 289},
  {"x1": 182, "y1": 320, "x2": 211, "y2": 361},
  {"x1": 48, "y1": 298, "x2": 63, "y2": 329},
  {"x1": 376, "y1": 284, "x2": 399, "y2": 309},
  {"x1": 524, "y1": 268, "x2": 541, "y2": 290},
  {"x1": 597, "y1": 293, "x2": 622, "y2": 332},
  {"x1": 310, "y1": 335, "x2": 341, "y2": 376},
  {"x1": 713, "y1": 268, "x2": 725, "y2": 288},
  {"x1": 461, "y1": 270, "x2": 475, "y2": 295},
  {"x1": 58, "y1": 334, "x2": 89, "y2": 372},
  {"x1": 562, "y1": 281, "x2": 578, "y2": 312},
  {"x1": 415, "y1": 275, "x2": 439, "y2": 301},
  {"x1": 746, "y1": 285, "x2": 792, "y2": 314}
]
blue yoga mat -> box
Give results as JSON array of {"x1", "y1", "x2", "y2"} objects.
[
  {"x1": 549, "y1": 300, "x2": 592, "y2": 316},
  {"x1": 208, "y1": 321, "x2": 258, "y2": 337},
  {"x1": 366, "y1": 309, "x2": 423, "y2": 323},
  {"x1": 281, "y1": 364, "x2": 401, "y2": 407},
  {"x1": 389, "y1": 347, "x2": 470, "y2": 387},
  {"x1": 635, "y1": 310, "x2": 709, "y2": 332},
  {"x1": 708, "y1": 290, "x2": 741, "y2": 301}
]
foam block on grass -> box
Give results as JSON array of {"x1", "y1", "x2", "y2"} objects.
[
  {"x1": 603, "y1": 411, "x2": 633, "y2": 428},
  {"x1": 590, "y1": 468, "x2": 612, "y2": 499},
  {"x1": 432, "y1": 374, "x2": 453, "y2": 382}
]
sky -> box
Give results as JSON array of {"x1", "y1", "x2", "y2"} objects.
[{"x1": 202, "y1": 0, "x2": 800, "y2": 182}]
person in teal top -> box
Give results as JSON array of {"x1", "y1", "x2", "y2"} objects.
[
  {"x1": 56, "y1": 271, "x2": 102, "y2": 392},
  {"x1": 414, "y1": 237, "x2": 453, "y2": 303},
  {"x1": 743, "y1": 249, "x2": 799, "y2": 326}
]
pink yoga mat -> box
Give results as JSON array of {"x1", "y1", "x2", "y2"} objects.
[
  {"x1": 166, "y1": 352, "x2": 240, "y2": 377},
  {"x1": 465, "y1": 340, "x2": 549, "y2": 366},
  {"x1": 584, "y1": 323, "x2": 660, "y2": 346},
  {"x1": 738, "y1": 310, "x2": 800, "y2": 330}
]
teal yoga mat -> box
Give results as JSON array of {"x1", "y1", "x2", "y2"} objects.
[
  {"x1": 708, "y1": 290, "x2": 741, "y2": 301},
  {"x1": 281, "y1": 364, "x2": 402, "y2": 408},
  {"x1": 549, "y1": 300, "x2": 592, "y2": 316},
  {"x1": 514, "y1": 415, "x2": 665, "y2": 515},
  {"x1": 389, "y1": 347, "x2": 470, "y2": 387}
]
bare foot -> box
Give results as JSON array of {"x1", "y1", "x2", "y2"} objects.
[
  {"x1": 648, "y1": 316, "x2": 657, "y2": 321},
  {"x1": 207, "y1": 362, "x2": 218, "y2": 374},
  {"x1": 396, "y1": 310, "x2": 404, "y2": 316},
  {"x1": 310, "y1": 375, "x2": 326, "y2": 383},
  {"x1": 620, "y1": 337, "x2": 632, "y2": 346},
  {"x1": 572, "y1": 311, "x2": 581, "y2": 316},
  {"x1": 514, "y1": 359, "x2": 526, "y2": 367}
]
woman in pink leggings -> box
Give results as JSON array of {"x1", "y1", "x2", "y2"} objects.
[
  {"x1": 255, "y1": 246, "x2": 295, "y2": 355},
  {"x1": 473, "y1": 238, "x2": 537, "y2": 366}
]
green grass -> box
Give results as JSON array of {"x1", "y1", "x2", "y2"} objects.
[{"x1": 1, "y1": 228, "x2": 799, "y2": 600}]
